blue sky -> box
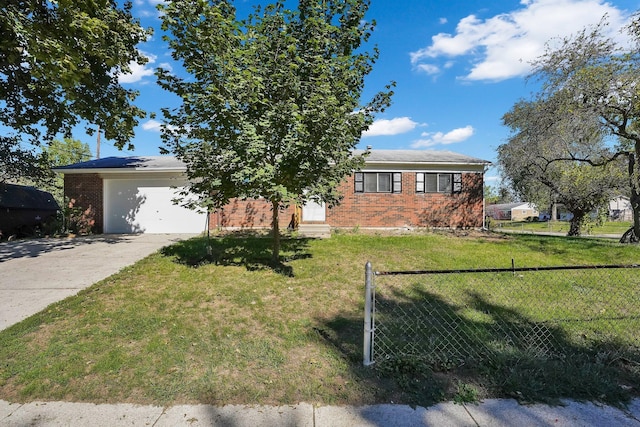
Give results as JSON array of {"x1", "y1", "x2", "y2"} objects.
[{"x1": 93, "y1": 0, "x2": 640, "y2": 183}]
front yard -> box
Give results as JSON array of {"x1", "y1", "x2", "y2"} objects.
[
  {"x1": 0, "y1": 231, "x2": 638, "y2": 407},
  {"x1": 492, "y1": 220, "x2": 632, "y2": 236}
]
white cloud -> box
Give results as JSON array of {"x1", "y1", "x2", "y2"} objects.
[
  {"x1": 411, "y1": 0, "x2": 629, "y2": 81},
  {"x1": 118, "y1": 52, "x2": 156, "y2": 84},
  {"x1": 411, "y1": 125, "x2": 474, "y2": 148},
  {"x1": 416, "y1": 64, "x2": 440, "y2": 75},
  {"x1": 142, "y1": 119, "x2": 163, "y2": 132},
  {"x1": 363, "y1": 117, "x2": 420, "y2": 137},
  {"x1": 439, "y1": 17, "x2": 448, "y2": 25},
  {"x1": 158, "y1": 62, "x2": 173, "y2": 73},
  {"x1": 142, "y1": 119, "x2": 178, "y2": 133}
]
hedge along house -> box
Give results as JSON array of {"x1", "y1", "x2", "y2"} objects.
[{"x1": 55, "y1": 149, "x2": 490, "y2": 235}]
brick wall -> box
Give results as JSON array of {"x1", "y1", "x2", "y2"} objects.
[
  {"x1": 210, "y1": 199, "x2": 296, "y2": 230},
  {"x1": 327, "y1": 172, "x2": 484, "y2": 228},
  {"x1": 64, "y1": 174, "x2": 104, "y2": 233},
  {"x1": 63, "y1": 170, "x2": 484, "y2": 233}
]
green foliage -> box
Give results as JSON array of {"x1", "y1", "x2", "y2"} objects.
[
  {"x1": 484, "y1": 184, "x2": 515, "y2": 205},
  {"x1": 0, "y1": 0, "x2": 149, "y2": 181},
  {"x1": 501, "y1": 15, "x2": 640, "y2": 239},
  {"x1": 41, "y1": 138, "x2": 93, "y2": 207},
  {"x1": 64, "y1": 197, "x2": 97, "y2": 235},
  {"x1": 453, "y1": 381, "x2": 480, "y2": 404},
  {"x1": 157, "y1": 0, "x2": 394, "y2": 261},
  {"x1": 499, "y1": 80, "x2": 627, "y2": 236}
]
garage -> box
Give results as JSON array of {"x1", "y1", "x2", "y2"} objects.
[
  {"x1": 103, "y1": 177, "x2": 207, "y2": 234},
  {"x1": 54, "y1": 156, "x2": 210, "y2": 235}
]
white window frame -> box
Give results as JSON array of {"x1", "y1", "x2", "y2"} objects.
[
  {"x1": 355, "y1": 172, "x2": 402, "y2": 193},
  {"x1": 416, "y1": 173, "x2": 462, "y2": 194}
]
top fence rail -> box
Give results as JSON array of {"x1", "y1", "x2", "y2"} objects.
[{"x1": 374, "y1": 262, "x2": 640, "y2": 276}]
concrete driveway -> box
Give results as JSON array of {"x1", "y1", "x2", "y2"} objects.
[{"x1": 0, "y1": 234, "x2": 196, "y2": 331}]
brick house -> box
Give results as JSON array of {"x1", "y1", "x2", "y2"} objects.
[{"x1": 55, "y1": 149, "x2": 490, "y2": 234}]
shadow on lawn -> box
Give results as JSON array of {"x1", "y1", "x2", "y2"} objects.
[
  {"x1": 159, "y1": 232, "x2": 312, "y2": 276},
  {"x1": 315, "y1": 285, "x2": 640, "y2": 410}
]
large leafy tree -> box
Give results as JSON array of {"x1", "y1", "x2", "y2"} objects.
[
  {"x1": 0, "y1": 0, "x2": 149, "y2": 182},
  {"x1": 517, "y1": 16, "x2": 640, "y2": 240},
  {"x1": 43, "y1": 138, "x2": 93, "y2": 205},
  {"x1": 499, "y1": 97, "x2": 626, "y2": 236},
  {"x1": 157, "y1": 0, "x2": 394, "y2": 261}
]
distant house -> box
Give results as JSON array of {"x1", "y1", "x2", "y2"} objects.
[
  {"x1": 609, "y1": 195, "x2": 633, "y2": 221},
  {"x1": 0, "y1": 183, "x2": 60, "y2": 238},
  {"x1": 486, "y1": 202, "x2": 539, "y2": 221},
  {"x1": 54, "y1": 149, "x2": 491, "y2": 234}
]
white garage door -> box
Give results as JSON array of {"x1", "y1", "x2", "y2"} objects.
[{"x1": 104, "y1": 178, "x2": 207, "y2": 234}]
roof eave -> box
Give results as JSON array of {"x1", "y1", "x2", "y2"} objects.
[
  {"x1": 53, "y1": 167, "x2": 187, "y2": 174},
  {"x1": 365, "y1": 160, "x2": 491, "y2": 165}
]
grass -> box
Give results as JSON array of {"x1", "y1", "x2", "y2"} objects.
[
  {"x1": 492, "y1": 220, "x2": 632, "y2": 236},
  {"x1": 0, "y1": 230, "x2": 638, "y2": 407}
]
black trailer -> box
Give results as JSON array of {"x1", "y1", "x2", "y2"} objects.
[{"x1": 0, "y1": 183, "x2": 60, "y2": 239}]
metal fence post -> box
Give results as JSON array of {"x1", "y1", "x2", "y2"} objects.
[{"x1": 363, "y1": 261, "x2": 374, "y2": 366}]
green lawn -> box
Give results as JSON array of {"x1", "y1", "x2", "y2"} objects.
[
  {"x1": 492, "y1": 220, "x2": 632, "y2": 235},
  {"x1": 0, "y1": 231, "x2": 638, "y2": 407}
]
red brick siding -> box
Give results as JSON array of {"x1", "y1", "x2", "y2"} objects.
[
  {"x1": 64, "y1": 174, "x2": 104, "y2": 233},
  {"x1": 327, "y1": 172, "x2": 484, "y2": 228},
  {"x1": 210, "y1": 199, "x2": 296, "y2": 230},
  {"x1": 64, "y1": 171, "x2": 483, "y2": 233}
]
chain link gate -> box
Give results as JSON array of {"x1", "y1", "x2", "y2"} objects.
[{"x1": 363, "y1": 261, "x2": 640, "y2": 368}]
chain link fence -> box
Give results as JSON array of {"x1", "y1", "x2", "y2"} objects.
[{"x1": 363, "y1": 262, "x2": 640, "y2": 370}]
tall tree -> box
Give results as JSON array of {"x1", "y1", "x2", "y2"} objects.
[
  {"x1": 0, "y1": 0, "x2": 149, "y2": 182},
  {"x1": 0, "y1": 137, "x2": 48, "y2": 184},
  {"x1": 520, "y1": 16, "x2": 640, "y2": 240},
  {"x1": 499, "y1": 97, "x2": 626, "y2": 236},
  {"x1": 42, "y1": 138, "x2": 93, "y2": 205},
  {"x1": 157, "y1": 0, "x2": 394, "y2": 262}
]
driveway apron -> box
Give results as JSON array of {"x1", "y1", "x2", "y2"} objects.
[{"x1": 0, "y1": 234, "x2": 194, "y2": 331}]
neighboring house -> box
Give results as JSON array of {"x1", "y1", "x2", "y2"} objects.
[
  {"x1": 609, "y1": 195, "x2": 633, "y2": 221},
  {"x1": 54, "y1": 149, "x2": 490, "y2": 234},
  {"x1": 486, "y1": 202, "x2": 539, "y2": 221},
  {"x1": 0, "y1": 183, "x2": 60, "y2": 238}
]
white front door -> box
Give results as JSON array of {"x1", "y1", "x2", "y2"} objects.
[{"x1": 302, "y1": 198, "x2": 326, "y2": 222}]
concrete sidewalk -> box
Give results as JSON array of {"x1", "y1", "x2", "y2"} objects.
[{"x1": 1, "y1": 398, "x2": 639, "y2": 426}]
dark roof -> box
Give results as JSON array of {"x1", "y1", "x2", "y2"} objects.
[
  {"x1": 56, "y1": 150, "x2": 490, "y2": 173},
  {"x1": 54, "y1": 156, "x2": 186, "y2": 172},
  {"x1": 355, "y1": 149, "x2": 490, "y2": 165},
  {"x1": 0, "y1": 183, "x2": 60, "y2": 210}
]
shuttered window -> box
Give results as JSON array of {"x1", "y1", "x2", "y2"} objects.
[
  {"x1": 416, "y1": 173, "x2": 462, "y2": 194},
  {"x1": 355, "y1": 172, "x2": 402, "y2": 193}
]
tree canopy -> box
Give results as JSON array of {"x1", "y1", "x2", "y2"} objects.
[
  {"x1": 500, "y1": 95, "x2": 626, "y2": 236},
  {"x1": 0, "y1": 0, "x2": 149, "y2": 182},
  {"x1": 157, "y1": 0, "x2": 394, "y2": 261},
  {"x1": 43, "y1": 138, "x2": 93, "y2": 206},
  {"x1": 499, "y1": 15, "x2": 640, "y2": 238}
]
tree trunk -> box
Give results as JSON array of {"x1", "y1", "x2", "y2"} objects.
[
  {"x1": 271, "y1": 199, "x2": 280, "y2": 263},
  {"x1": 567, "y1": 212, "x2": 584, "y2": 237},
  {"x1": 630, "y1": 150, "x2": 640, "y2": 241}
]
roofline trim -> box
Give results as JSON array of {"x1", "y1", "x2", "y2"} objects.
[
  {"x1": 53, "y1": 167, "x2": 186, "y2": 174},
  {"x1": 364, "y1": 160, "x2": 491, "y2": 165}
]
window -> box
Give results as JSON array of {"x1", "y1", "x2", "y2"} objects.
[
  {"x1": 416, "y1": 173, "x2": 462, "y2": 194},
  {"x1": 355, "y1": 172, "x2": 402, "y2": 193}
]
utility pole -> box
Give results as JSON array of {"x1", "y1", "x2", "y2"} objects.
[{"x1": 96, "y1": 125, "x2": 101, "y2": 159}]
